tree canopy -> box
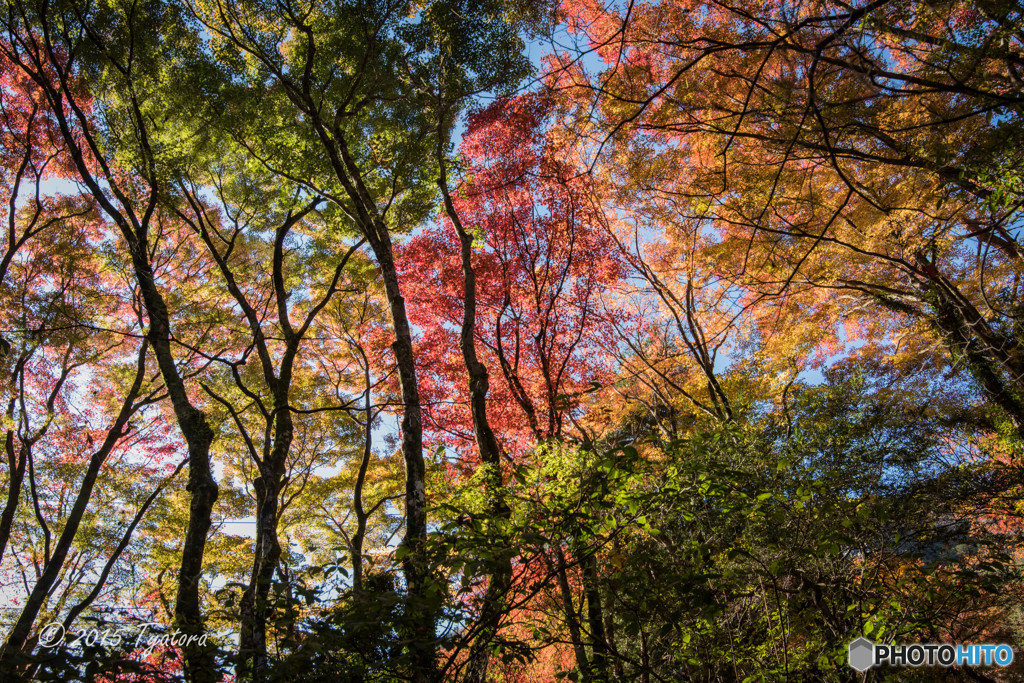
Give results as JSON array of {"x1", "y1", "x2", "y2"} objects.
[{"x1": 1, "y1": 0, "x2": 1023, "y2": 681}]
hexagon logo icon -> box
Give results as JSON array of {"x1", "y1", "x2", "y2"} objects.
[{"x1": 848, "y1": 637, "x2": 875, "y2": 672}]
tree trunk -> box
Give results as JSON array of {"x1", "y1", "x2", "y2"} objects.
[
  {"x1": 438, "y1": 144, "x2": 513, "y2": 683},
  {"x1": 376, "y1": 243, "x2": 435, "y2": 681},
  {"x1": 555, "y1": 547, "x2": 591, "y2": 682},
  {"x1": 304, "y1": 108, "x2": 435, "y2": 682},
  {"x1": 134, "y1": 253, "x2": 220, "y2": 683},
  {"x1": 237, "y1": 406, "x2": 292, "y2": 680},
  {"x1": 0, "y1": 433, "x2": 26, "y2": 566},
  {"x1": 921, "y1": 274, "x2": 1024, "y2": 439},
  {"x1": 582, "y1": 553, "x2": 609, "y2": 681}
]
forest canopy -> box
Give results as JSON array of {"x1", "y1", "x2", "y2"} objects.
[{"x1": 1, "y1": 0, "x2": 1023, "y2": 680}]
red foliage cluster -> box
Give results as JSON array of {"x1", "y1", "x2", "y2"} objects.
[{"x1": 401, "y1": 94, "x2": 628, "y2": 465}]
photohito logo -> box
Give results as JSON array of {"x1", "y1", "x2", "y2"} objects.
[{"x1": 848, "y1": 637, "x2": 1014, "y2": 672}]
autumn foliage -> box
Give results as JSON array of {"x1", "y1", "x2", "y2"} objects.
[
  {"x1": 1, "y1": 0, "x2": 1024, "y2": 681},
  {"x1": 403, "y1": 94, "x2": 627, "y2": 459}
]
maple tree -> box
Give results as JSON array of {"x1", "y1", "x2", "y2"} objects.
[
  {"x1": 407, "y1": 91, "x2": 629, "y2": 680},
  {"x1": 2, "y1": 0, "x2": 1024, "y2": 681},
  {"x1": 407, "y1": 93, "x2": 626, "y2": 453},
  {"x1": 0, "y1": 32, "x2": 188, "y2": 678},
  {"x1": 554, "y1": 0, "x2": 1024, "y2": 431}
]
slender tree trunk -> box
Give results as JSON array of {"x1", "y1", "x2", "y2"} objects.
[
  {"x1": 238, "y1": 476, "x2": 282, "y2": 678},
  {"x1": 555, "y1": 547, "x2": 591, "y2": 682},
  {"x1": 305, "y1": 109, "x2": 434, "y2": 682},
  {"x1": 352, "y1": 353, "x2": 375, "y2": 594},
  {"x1": 133, "y1": 253, "x2": 220, "y2": 682},
  {"x1": 437, "y1": 149, "x2": 512, "y2": 683},
  {"x1": 582, "y1": 553, "x2": 609, "y2": 681},
  {"x1": 1, "y1": 353, "x2": 58, "y2": 565},
  {"x1": 172, "y1": 409, "x2": 219, "y2": 681},
  {"x1": 237, "y1": 407, "x2": 291, "y2": 679},
  {"x1": 375, "y1": 242, "x2": 435, "y2": 681},
  {"x1": 0, "y1": 434, "x2": 26, "y2": 565}
]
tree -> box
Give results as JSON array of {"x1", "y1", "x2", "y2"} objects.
[
  {"x1": 173, "y1": 160, "x2": 369, "y2": 677},
  {"x1": 554, "y1": 0, "x2": 1024, "y2": 439},
  {"x1": 0, "y1": 34, "x2": 190, "y2": 678},
  {"x1": 404, "y1": 92, "x2": 630, "y2": 679},
  {"x1": 407, "y1": 94, "x2": 627, "y2": 452},
  {"x1": 4, "y1": 0, "x2": 1024, "y2": 680},
  {"x1": 185, "y1": 2, "x2": 538, "y2": 675},
  {"x1": 0, "y1": 4, "x2": 223, "y2": 676}
]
